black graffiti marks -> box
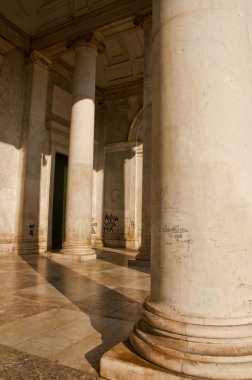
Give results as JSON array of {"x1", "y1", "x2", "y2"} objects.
[
  {"x1": 91, "y1": 221, "x2": 97, "y2": 235},
  {"x1": 29, "y1": 224, "x2": 35, "y2": 237},
  {"x1": 161, "y1": 224, "x2": 193, "y2": 262},
  {"x1": 104, "y1": 214, "x2": 119, "y2": 233},
  {"x1": 161, "y1": 225, "x2": 189, "y2": 242}
]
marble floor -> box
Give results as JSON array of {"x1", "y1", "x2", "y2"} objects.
[{"x1": 0, "y1": 250, "x2": 150, "y2": 379}]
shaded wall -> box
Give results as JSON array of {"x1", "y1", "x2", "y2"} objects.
[
  {"x1": 103, "y1": 94, "x2": 143, "y2": 249},
  {"x1": 0, "y1": 48, "x2": 26, "y2": 253}
]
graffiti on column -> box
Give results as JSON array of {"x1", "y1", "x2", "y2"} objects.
[
  {"x1": 29, "y1": 224, "x2": 35, "y2": 236},
  {"x1": 91, "y1": 219, "x2": 98, "y2": 235}
]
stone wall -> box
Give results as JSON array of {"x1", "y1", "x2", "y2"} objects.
[
  {"x1": 103, "y1": 94, "x2": 143, "y2": 249},
  {"x1": 0, "y1": 48, "x2": 143, "y2": 253},
  {"x1": 0, "y1": 48, "x2": 26, "y2": 253}
]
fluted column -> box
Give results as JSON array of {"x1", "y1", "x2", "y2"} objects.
[
  {"x1": 134, "y1": 13, "x2": 152, "y2": 265},
  {"x1": 61, "y1": 33, "x2": 105, "y2": 260},
  {"x1": 130, "y1": 1, "x2": 252, "y2": 379}
]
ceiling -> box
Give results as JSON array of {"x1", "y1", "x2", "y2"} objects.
[
  {"x1": 60, "y1": 21, "x2": 144, "y2": 88},
  {"x1": 0, "y1": 0, "x2": 41, "y2": 35},
  {"x1": 0, "y1": 0, "x2": 147, "y2": 89}
]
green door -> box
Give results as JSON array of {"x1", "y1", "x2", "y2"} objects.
[{"x1": 52, "y1": 153, "x2": 68, "y2": 250}]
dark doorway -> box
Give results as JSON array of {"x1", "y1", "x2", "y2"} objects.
[{"x1": 52, "y1": 153, "x2": 68, "y2": 250}]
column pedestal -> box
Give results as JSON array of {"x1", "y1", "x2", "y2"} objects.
[{"x1": 101, "y1": 339, "x2": 185, "y2": 380}]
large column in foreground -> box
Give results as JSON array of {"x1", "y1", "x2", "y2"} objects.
[
  {"x1": 61, "y1": 33, "x2": 105, "y2": 260},
  {"x1": 130, "y1": 1, "x2": 252, "y2": 379},
  {"x1": 134, "y1": 13, "x2": 152, "y2": 265}
]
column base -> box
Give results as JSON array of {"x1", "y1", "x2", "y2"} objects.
[
  {"x1": 128, "y1": 247, "x2": 150, "y2": 267},
  {"x1": 129, "y1": 300, "x2": 252, "y2": 380},
  {"x1": 60, "y1": 243, "x2": 96, "y2": 261},
  {"x1": 94, "y1": 237, "x2": 104, "y2": 248},
  {"x1": 100, "y1": 339, "x2": 189, "y2": 380},
  {"x1": 13, "y1": 242, "x2": 46, "y2": 255},
  {"x1": 128, "y1": 258, "x2": 150, "y2": 267}
]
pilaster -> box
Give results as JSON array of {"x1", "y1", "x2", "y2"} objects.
[{"x1": 15, "y1": 50, "x2": 51, "y2": 254}]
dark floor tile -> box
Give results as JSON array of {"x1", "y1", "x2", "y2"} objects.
[{"x1": 74, "y1": 288, "x2": 141, "y2": 321}]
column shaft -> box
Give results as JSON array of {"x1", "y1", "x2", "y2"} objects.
[
  {"x1": 131, "y1": 1, "x2": 252, "y2": 378},
  {"x1": 61, "y1": 42, "x2": 97, "y2": 259}
]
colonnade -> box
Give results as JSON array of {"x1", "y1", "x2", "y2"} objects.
[
  {"x1": 102, "y1": 0, "x2": 252, "y2": 378},
  {"x1": 30, "y1": 0, "x2": 252, "y2": 376}
]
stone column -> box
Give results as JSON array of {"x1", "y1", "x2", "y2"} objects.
[
  {"x1": 61, "y1": 33, "x2": 105, "y2": 260},
  {"x1": 18, "y1": 51, "x2": 51, "y2": 254},
  {"x1": 129, "y1": 1, "x2": 252, "y2": 379},
  {"x1": 134, "y1": 13, "x2": 152, "y2": 265}
]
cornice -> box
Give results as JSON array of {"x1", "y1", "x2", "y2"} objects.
[
  {"x1": 105, "y1": 141, "x2": 136, "y2": 153},
  {"x1": 0, "y1": 15, "x2": 30, "y2": 53},
  {"x1": 100, "y1": 79, "x2": 143, "y2": 101},
  {"x1": 31, "y1": 0, "x2": 151, "y2": 55},
  {"x1": 49, "y1": 61, "x2": 142, "y2": 102},
  {"x1": 51, "y1": 58, "x2": 74, "y2": 82}
]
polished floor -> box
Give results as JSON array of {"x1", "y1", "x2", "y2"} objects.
[{"x1": 0, "y1": 250, "x2": 150, "y2": 379}]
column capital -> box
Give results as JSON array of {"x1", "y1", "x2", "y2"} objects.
[
  {"x1": 26, "y1": 50, "x2": 52, "y2": 70},
  {"x1": 66, "y1": 32, "x2": 105, "y2": 54},
  {"x1": 133, "y1": 11, "x2": 152, "y2": 30}
]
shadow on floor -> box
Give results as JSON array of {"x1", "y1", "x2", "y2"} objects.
[{"x1": 19, "y1": 250, "x2": 149, "y2": 376}]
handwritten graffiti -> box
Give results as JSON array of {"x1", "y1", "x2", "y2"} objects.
[
  {"x1": 162, "y1": 225, "x2": 188, "y2": 241},
  {"x1": 104, "y1": 214, "x2": 119, "y2": 233},
  {"x1": 29, "y1": 224, "x2": 35, "y2": 236},
  {"x1": 91, "y1": 220, "x2": 98, "y2": 235},
  {"x1": 162, "y1": 224, "x2": 193, "y2": 263}
]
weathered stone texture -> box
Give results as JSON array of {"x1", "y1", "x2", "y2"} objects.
[{"x1": 0, "y1": 48, "x2": 26, "y2": 253}]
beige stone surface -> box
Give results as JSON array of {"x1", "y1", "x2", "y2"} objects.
[
  {"x1": 129, "y1": 1, "x2": 252, "y2": 379},
  {"x1": 0, "y1": 48, "x2": 26, "y2": 254},
  {"x1": 136, "y1": 14, "x2": 152, "y2": 263},
  {"x1": 101, "y1": 340, "x2": 187, "y2": 380},
  {"x1": 61, "y1": 39, "x2": 100, "y2": 259},
  {"x1": 18, "y1": 52, "x2": 51, "y2": 255},
  {"x1": 52, "y1": 85, "x2": 72, "y2": 122}
]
